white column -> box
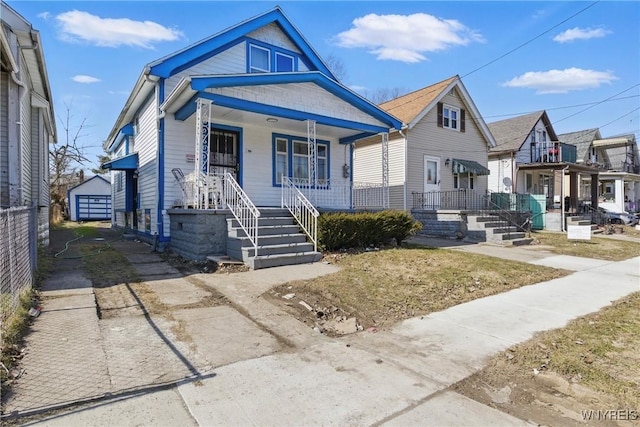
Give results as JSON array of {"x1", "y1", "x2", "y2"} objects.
[
  {"x1": 307, "y1": 119, "x2": 317, "y2": 203},
  {"x1": 614, "y1": 178, "x2": 624, "y2": 212},
  {"x1": 194, "y1": 98, "x2": 212, "y2": 209}
]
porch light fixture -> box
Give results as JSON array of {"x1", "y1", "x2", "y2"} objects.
[
  {"x1": 445, "y1": 158, "x2": 450, "y2": 166},
  {"x1": 266, "y1": 117, "x2": 278, "y2": 123}
]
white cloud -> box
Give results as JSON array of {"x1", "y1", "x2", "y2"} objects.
[
  {"x1": 335, "y1": 13, "x2": 484, "y2": 63},
  {"x1": 72, "y1": 75, "x2": 101, "y2": 84},
  {"x1": 37, "y1": 11, "x2": 51, "y2": 20},
  {"x1": 108, "y1": 90, "x2": 130, "y2": 96},
  {"x1": 553, "y1": 27, "x2": 611, "y2": 43},
  {"x1": 502, "y1": 68, "x2": 617, "y2": 94},
  {"x1": 55, "y1": 10, "x2": 183, "y2": 48}
]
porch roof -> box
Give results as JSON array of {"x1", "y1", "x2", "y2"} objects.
[
  {"x1": 451, "y1": 159, "x2": 490, "y2": 176},
  {"x1": 161, "y1": 72, "x2": 402, "y2": 139},
  {"x1": 101, "y1": 153, "x2": 139, "y2": 171}
]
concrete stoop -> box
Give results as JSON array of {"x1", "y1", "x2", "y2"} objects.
[
  {"x1": 566, "y1": 215, "x2": 600, "y2": 234},
  {"x1": 226, "y1": 208, "x2": 322, "y2": 269},
  {"x1": 468, "y1": 214, "x2": 532, "y2": 246}
]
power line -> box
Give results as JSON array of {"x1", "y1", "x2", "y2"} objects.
[
  {"x1": 554, "y1": 84, "x2": 640, "y2": 125},
  {"x1": 461, "y1": 1, "x2": 600, "y2": 78},
  {"x1": 483, "y1": 95, "x2": 639, "y2": 119}
]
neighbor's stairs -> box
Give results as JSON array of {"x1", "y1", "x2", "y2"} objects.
[
  {"x1": 226, "y1": 208, "x2": 322, "y2": 269},
  {"x1": 468, "y1": 214, "x2": 533, "y2": 246},
  {"x1": 566, "y1": 215, "x2": 601, "y2": 234}
]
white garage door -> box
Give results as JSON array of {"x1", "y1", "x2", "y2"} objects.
[{"x1": 76, "y1": 195, "x2": 111, "y2": 221}]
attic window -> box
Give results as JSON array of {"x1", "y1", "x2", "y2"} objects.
[
  {"x1": 249, "y1": 44, "x2": 270, "y2": 73},
  {"x1": 437, "y1": 102, "x2": 466, "y2": 132},
  {"x1": 275, "y1": 52, "x2": 294, "y2": 72}
]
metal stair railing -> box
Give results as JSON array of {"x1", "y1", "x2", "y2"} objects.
[
  {"x1": 223, "y1": 172, "x2": 261, "y2": 256},
  {"x1": 281, "y1": 176, "x2": 319, "y2": 251}
]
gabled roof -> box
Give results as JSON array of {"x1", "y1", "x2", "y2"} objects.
[
  {"x1": 148, "y1": 6, "x2": 334, "y2": 79},
  {"x1": 488, "y1": 111, "x2": 557, "y2": 154},
  {"x1": 67, "y1": 175, "x2": 111, "y2": 192},
  {"x1": 106, "y1": 6, "x2": 339, "y2": 148},
  {"x1": 557, "y1": 128, "x2": 602, "y2": 162},
  {"x1": 379, "y1": 75, "x2": 496, "y2": 147}
]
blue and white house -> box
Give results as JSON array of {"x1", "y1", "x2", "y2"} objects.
[{"x1": 102, "y1": 7, "x2": 401, "y2": 268}]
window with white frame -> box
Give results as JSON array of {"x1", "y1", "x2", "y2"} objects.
[
  {"x1": 443, "y1": 105, "x2": 460, "y2": 130},
  {"x1": 275, "y1": 52, "x2": 294, "y2": 72},
  {"x1": 275, "y1": 138, "x2": 288, "y2": 184},
  {"x1": 454, "y1": 174, "x2": 474, "y2": 189},
  {"x1": 249, "y1": 44, "x2": 270, "y2": 73},
  {"x1": 273, "y1": 134, "x2": 329, "y2": 186}
]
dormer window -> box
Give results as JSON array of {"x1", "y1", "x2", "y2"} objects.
[
  {"x1": 437, "y1": 102, "x2": 465, "y2": 132},
  {"x1": 275, "y1": 52, "x2": 294, "y2": 72}
]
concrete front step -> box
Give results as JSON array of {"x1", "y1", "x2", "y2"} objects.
[
  {"x1": 249, "y1": 251, "x2": 323, "y2": 269},
  {"x1": 507, "y1": 237, "x2": 534, "y2": 246},
  {"x1": 493, "y1": 231, "x2": 526, "y2": 240},
  {"x1": 227, "y1": 216, "x2": 295, "y2": 228},
  {"x1": 228, "y1": 224, "x2": 302, "y2": 238},
  {"x1": 227, "y1": 233, "x2": 308, "y2": 249},
  {"x1": 228, "y1": 242, "x2": 315, "y2": 260}
]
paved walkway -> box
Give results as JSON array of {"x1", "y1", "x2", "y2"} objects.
[{"x1": 3, "y1": 229, "x2": 639, "y2": 426}]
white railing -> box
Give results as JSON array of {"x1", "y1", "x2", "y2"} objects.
[
  {"x1": 172, "y1": 170, "x2": 225, "y2": 209},
  {"x1": 223, "y1": 172, "x2": 261, "y2": 256},
  {"x1": 291, "y1": 179, "x2": 385, "y2": 210},
  {"x1": 281, "y1": 177, "x2": 319, "y2": 251}
]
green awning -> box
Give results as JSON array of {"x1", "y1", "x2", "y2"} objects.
[
  {"x1": 452, "y1": 158, "x2": 490, "y2": 175},
  {"x1": 101, "y1": 153, "x2": 138, "y2": 171}
]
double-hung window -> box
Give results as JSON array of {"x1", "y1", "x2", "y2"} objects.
[
  {"x1": 273, "y1": 134, "x2": 329, "y2": 187},
  {"x1": 248, "y1": 40, "x2": 297, "y2": 73},
  {"x1": 443, "y1": 106, "x2": 459, "y2": 130},
  {"x1": 275, "y1": 52, "x2": 294, "y2": 72}
]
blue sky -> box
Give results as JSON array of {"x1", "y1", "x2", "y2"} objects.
[{"x1": 7, "y1": 1, "x2": 640, "y2": 172}]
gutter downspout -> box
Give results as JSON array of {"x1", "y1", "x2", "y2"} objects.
[{"x1": 399, "y1": 128, "x2": 408, "y2": 211}]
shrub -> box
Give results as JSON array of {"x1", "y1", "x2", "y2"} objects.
[{"x1": 318, "y1": 210, "x2": 421, "y2": 251}]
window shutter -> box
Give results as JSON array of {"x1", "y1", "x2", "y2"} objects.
[
  {"x1": 460, "y1": 109, "x2": 466, "y2": 133},
  {"x1": 437, "y1": 102, "x2": 443, "y2": 127}
]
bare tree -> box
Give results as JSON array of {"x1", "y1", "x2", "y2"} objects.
[
  {"x1": 324, "y1": 53, "x2": 348, "y2": 82},
  {"x1": 361, "y1": 87, "x2": 410, "y2": 104},
  {"x1": 50, "y1": 102, "x2": 91, "y2": 219}
]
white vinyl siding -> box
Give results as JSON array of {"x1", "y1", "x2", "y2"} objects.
[
  {"x1": 488, "y1": 157, "x2": 514, "y2": 193},
  {"x1": 19, "y1": 89, "x2": 31, "y2": 205},
  {"x1": 246, "y1": 23, "x2": 302, "y2": 55},
  {"x1": 0, "y1": 72, "x2": 8, "y2": 207},
  {"x1": 136, "y1": 95, "x2": 159, "y2": 233}
]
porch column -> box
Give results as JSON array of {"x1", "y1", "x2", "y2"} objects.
[
  {"x1": 569, "y1": 172, "x2": 578, "y2": 213},
  {"x1": 195, "y1": 98, "x2": 212, "y2": 209},
  {"x1": 614, "y1": 178, "x2": 625, "y2": 212},
  {"x1": 307, "y1": 119, "x2": 317, "y2": 204},
  {"x1": 382, "y1": 132, "x2": 389, "y2": 208},
  {"x1": 590, "y1": 174, "x2": 598, "y2": 210}
]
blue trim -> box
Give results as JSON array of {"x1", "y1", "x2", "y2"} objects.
[
  {"x1": 340, "y1": 132, "x2": 377, "y2": 145},
  {"x1": 101, "y1": 153, "x2": 139, "y2": 170},
  {"x1": 157, "y1": 79, "x2": 165, "y2": 239},
  {"x1": 189, "y1": 72, "x2": 402, "y2": 130},
  {"x1": 271, "y1": 132, "x2": 330, "y2": 188},
  {"x1": 149, "y1": 7, "x2": 335, "y2": 79},
  {"x1": 210, "y1": 123, "x2": 244, "y2": 187},
  {"x1": 125, "y1": 171, "x2": 134, "y2": 211},
  {"x1": 121, "y1": 123, "x2": 134, "y2": 136},
  {"x1": 171, "y1": 38, "x2": 244, "y2": 77},
  {"x1": 177, "y1": 92, "x2": 391, "y2": 134},
  {"x1": 349, "y1": 144, "x2": 354, "y2": 208}
]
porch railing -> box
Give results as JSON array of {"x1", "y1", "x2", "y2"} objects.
[
  {"x1": 292, "y1": 179, "x2": 385, "y2": 209},
  {"x1": 223, "y1": 172, "x2": 261, "y2": 256},
  {"x1": 282, "y1": 177, "x2": 319, "y2": 251},
  {"x1": 412, "y1": 190, "x2": 532, "y2": 238}
]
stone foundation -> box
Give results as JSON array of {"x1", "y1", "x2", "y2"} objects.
[{"x1": 167, "y1": 209, "x2": 229, "y2": 260}]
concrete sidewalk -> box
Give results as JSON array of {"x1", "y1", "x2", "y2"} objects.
[{"x1": 18, "y1": 233, "x2": 639, "y2": 426}]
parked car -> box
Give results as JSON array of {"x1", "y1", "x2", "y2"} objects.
[{"x1": 598, "y1": 202, "x2": 639, "y2": 226}]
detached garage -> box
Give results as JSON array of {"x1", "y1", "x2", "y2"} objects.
[{"x1": 67, "y1": 176, "x2": 112, "y2": 221}]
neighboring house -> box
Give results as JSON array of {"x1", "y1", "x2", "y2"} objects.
[
  {"x1": 353, "y1": 75, "x2": 496, "y2": 211},
  {"x1": 593, "y1": 134, "x2": 640, "y2": 213},
  {"x1": 67, "y1": 175, "x2": 112, "y2": 222},
  {"x1": 1, "y1": 1, "x2": 56, "y2": 245},
  {"x1": 101, "y1": 7, "x2": 401, "y2": 267},
  {"x1": 487, "y1": 111, "x2": 600, "y2": 231}
]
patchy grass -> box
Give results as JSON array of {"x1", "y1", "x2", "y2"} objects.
[
  {"x1": 531, "y1": 231, "x2": 640, "y2": 261},
  {"x1": 270, "y1": 247, "x2": 570, "y2": 330},
  {"x1": 455, "y1": 292, "x2": 640, "y2": 424}
]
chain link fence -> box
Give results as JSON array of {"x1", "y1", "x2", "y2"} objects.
[{"x1": 0, "y1": 206, "x2": 37, "y2": 324}]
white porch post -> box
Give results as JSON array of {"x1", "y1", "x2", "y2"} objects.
[
  {"x1": 382, "y1": 132, "x2": 389, "y2": 208},
  {"x1": 614, "y1": 178, "x2": 625, "y2": 212},
  {"x1": 307, "y1": 119, "x2": 317, "y2": 204},
  {"x1": 194, "y1": 98, "x2": 212, "y2": 209}
]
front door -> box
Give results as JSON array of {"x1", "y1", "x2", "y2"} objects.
[
  {"x1": 209, "y1": 129, "x2": 239, "y2": 180},
  {"x1": 423, "y1": 156, "x2": 440, "y2": 208}
]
